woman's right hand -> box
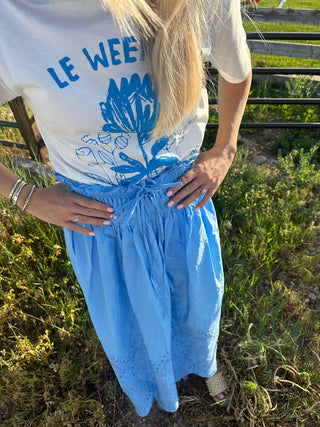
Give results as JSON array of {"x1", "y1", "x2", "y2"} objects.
[{"x1": 20, "y1": 183, "x2": 115, "y2": 236}]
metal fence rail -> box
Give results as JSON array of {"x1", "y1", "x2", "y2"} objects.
[
  {"x1": 209, "y1": 67, "x2": 320, "y2": 76},
  {"x1": 247, "y1": 32, "x2": 320, "y2": 41},
  {"x1": 207, "y1": 64, "x2": 320, "y2": 129},
  {"x1": 209, "y1": 98, "x2": 320, "y2": 105},
  {"x1": 207, "y1": 122, "x2": 320, "y2": 130}
]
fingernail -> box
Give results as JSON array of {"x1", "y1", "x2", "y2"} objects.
[
  {"x1": 195, "y1": 206, "x2": 200, "y2": 212},
  {"x1": 166, "y1": 191, "x2": 173, "y2": 197},
  {"x1": 167, "y1": 201, "x2": 174, "y2": 207},
  {"x1": 112, "y1": 214, "x2": 118, "y2": 220},
  {"x1": 107, "y1": 207, "x2": 114, "y2": 212},
  {"x1": 103, "y1": 220, "x2": 110, "y2": 225},
  {"x1": 88, "y1": 232, "x2": 95, "y2": 236},
  {"x1": 177, "y1": 204, "x2": 183, "y2": 210}
]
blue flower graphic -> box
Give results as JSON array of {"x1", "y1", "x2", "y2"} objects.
[
  {"x1": 99, "y1": 73, "x2": 179, "y2": 182},
  {"x1": 100, "y1": 73, "x2": 158, "y2": 135}
]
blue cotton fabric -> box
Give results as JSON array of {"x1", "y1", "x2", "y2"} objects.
[{"x1": 56, "y1": 157, "x2": 224, "y2": 417}]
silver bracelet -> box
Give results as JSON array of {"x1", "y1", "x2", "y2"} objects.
[
  {"x1": 11, "y1": 181, "x2": 28, "y2": 206},
  {"x1": 10, "y1": 180, "x2": 25, "y2": 204},
  {"x1": 9, "y1": 179, "x2": 22, "y2": 202},
  {"x1": 22, "y1": 185, "x2": 36, "y2": 211}
]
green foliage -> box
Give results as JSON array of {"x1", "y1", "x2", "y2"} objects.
[
  {"x1": 245, "y1": 76, "x2": 320, "y2": 123},
  {"x1": 273, "y1": 131, "x2": 320, "y2": 160},
  {"x1": 0, "y1": 163, "x2": 107, "y2": 425},
  {"x1": 241, "y1": 76, "x2": 320, "y2": 161},
  {"x1": 0, "y1": 104, "x2": 23, "y2": 144},
  {"x1": 269, "y1": 77, "x2": 320, "y2": 159},
  {"x1": 283, "y1": 77, "x2": 320, "y2": 122},
  {"x1": 214, "y1": 147, "x2": 320, "y2": 425}
]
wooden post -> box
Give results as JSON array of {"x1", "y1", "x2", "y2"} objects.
[{"x1": 8, "y1": 97, "x2": 44, "y2": 162}]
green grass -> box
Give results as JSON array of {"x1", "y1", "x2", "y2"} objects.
[
  {"x1": 250, "y1": 54, "x2": 320, "y2": 68},
  {"x1": 0, "y1": 104, "x2": 23, "y2": 144},
  {"x1": 243, "y1": 1, "x2": 320, "y2": 68},
  {"x1": 0, "y1": 146, "x2": 319, "y2": 426},
  {"x1": 258, "y1": 0, "x2": 319, "y2": 8}
]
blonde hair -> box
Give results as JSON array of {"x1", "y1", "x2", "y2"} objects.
[{"x1": 100, "y1": 0, "x2": 219, "y2": 137}]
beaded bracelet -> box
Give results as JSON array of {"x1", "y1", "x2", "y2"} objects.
[
  {"x1": 22, "y1": 185, "x2": 36, "y2": 211},
  {"x1": 11, "y1": 181, "x2": 28, "y2": 206}
]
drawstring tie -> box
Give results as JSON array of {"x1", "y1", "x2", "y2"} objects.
[{"x1": 115, "y1": 180, "x2": 182, "y2": 226}]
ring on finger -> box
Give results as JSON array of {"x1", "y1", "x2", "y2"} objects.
[
  {"x1": 73, "y1": 213, "x2": 81, "y2": 222},
  {"x1": 199, "y1": 186, "x2": 207, "y2": 195}
]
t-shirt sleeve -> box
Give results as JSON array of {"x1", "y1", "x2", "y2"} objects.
[
  {"x1": 205, "y1": 0, "x2": 251, "y2": 83},
  {"x1": 0, "y1": 73, "x2": 20, "y2": 105}
]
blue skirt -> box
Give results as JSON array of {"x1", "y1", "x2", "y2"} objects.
[{"x1": 56, "y1": 157, "x2": 224, "y2": 417}]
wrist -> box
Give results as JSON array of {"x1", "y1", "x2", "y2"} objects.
[
  {"x1": 208, "y1": 138, "x2": 237, "y2": 160},
  {"x1": 15, "y1": 183, "x2": 38, "y2": 211},
  {"x1": 15, "y1": 183, "x2": 31, "y2": 209}
]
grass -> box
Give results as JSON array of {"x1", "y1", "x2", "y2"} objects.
[
  {"x1": 257, "y1": 0, "x2": 319, "y2": 8},
  {"x1": 243, "y1": 0, "x2": 320, "y2": 68},
  {"x1": 0, "y1": 105, "x2": 24, "y2": 145}
]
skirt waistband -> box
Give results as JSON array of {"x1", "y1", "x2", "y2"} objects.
[
  {"x1": 55, "y1": 156, "x2": 197, "y2": 226},
  {"x1": 55, "y1": 156, "x2": 196, "y2": 199}
]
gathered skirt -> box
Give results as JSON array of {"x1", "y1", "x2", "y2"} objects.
[{"x1": 56, "y1": 157, "x2": 224, "y2": 417}]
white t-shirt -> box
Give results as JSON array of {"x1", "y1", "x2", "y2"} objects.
[{"x1": 0, "y1": 0, "x2": 251, "y2": 186}]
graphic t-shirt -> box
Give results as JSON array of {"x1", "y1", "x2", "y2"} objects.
[{"x1": 0, "y1": 0, "x2": 251, "y2": 186}]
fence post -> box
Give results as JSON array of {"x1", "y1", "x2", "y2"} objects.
[{"x1": 8, "y1": 97, "x2": 44, "y2": 162}]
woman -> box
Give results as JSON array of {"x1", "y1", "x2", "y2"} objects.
[{"x1": 0, "y1": 0, "x2": 251, "y2": 417}]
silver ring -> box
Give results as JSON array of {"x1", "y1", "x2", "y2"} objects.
[
  {"x1": 73, "y1": 213, "x2": 81, "y2": 222},
  {"x1": 199, "y1": 186, "x2": 206, "y2": 195}
]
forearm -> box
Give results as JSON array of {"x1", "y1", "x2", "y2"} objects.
[
  {"x1": 0, "y1": 162, "x2": 33, "y2": 208},
  {"x1": 214, "y1": 61, "x2": 252, "y2": 153},
  {"x1": 0, "y1": 160, "x2": 115, "y2": 235}
]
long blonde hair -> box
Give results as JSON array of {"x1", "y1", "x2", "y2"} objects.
[{"x1": 100, "y1": 0, "x2": 219, "y2": 137}]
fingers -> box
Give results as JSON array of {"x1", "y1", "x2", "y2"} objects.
[
  {"x1": 59, "y1": 213, "x2": 114, "y2": 237},
  {"x1": 168, "y1": 184, "x2": 215, "y2": 211},
  {"x1": 166, "y1": 163, "x2": 221, "y2": 211},
  {"x1": 71, "y1": 193, "x2": 115, "y2": 218},
  {"x1": 27, "y1": 184, "x2": 117, "y2": 236},
  {"x1": 166, "y1": 148, "x2": 234, "y2": 211},
  {"x1": 66, "y1": 221, "x2": 96, "y2": 236},
  {"x1": 73, "y1": 205, "x2": 116, "y2": 221},
  {"x1": 167, "y1": 178, "x2": 204, "y2": 207},
  {"x1": 70, "y1": 213, "x2": 112, "y2": 226},
  {"x1": 166, "y1": 168, "x2": 196, "y2": 198},
  {"x1": 195, "y1": 192, "x2": 213, "y2": 211},
  {"x1": 63, "y1": 212, "x2": 113, "y2": 236},
  {"x1": 166, "y1": 163, "x2": 218, "y2": 210},
  {"x1": 60, "y1": 185, "x2": 117, "y2": 223}
]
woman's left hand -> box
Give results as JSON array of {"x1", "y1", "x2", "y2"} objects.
[
  {"x1": 166, "y1": 144, "x2": 236, "y2": 211},
  {"x1": 166, "y1": 58, "x2": 252, "y2": 212}
]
